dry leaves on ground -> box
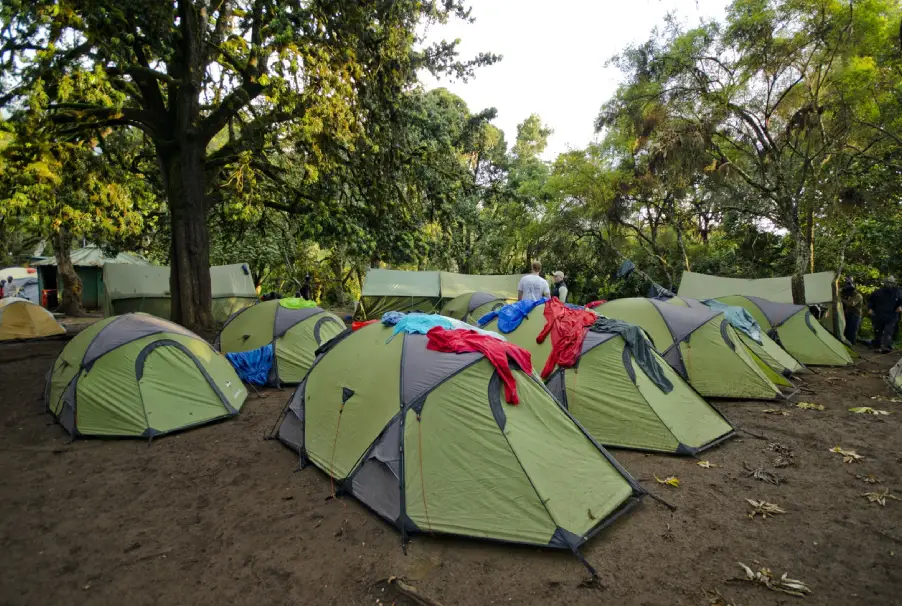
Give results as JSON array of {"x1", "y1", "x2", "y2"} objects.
[
  {"x1": 703, "y1": 587, "x2": 736, "y2": 605},
  {"x1": 862, "y1": 489, "x2": 901, "y2": 507},
  {"x1": 849, "y1": 407, "x2": 891, "y2": 415},
  {"x1": 697, "y1": 461, "x2": 720, "y2": 469},
  {"x1": 733, "y1": 563, "x2": 811, "y2": 597},
  {"x1": 762, "y1": 408, "x2": 790, "y2": 416},
  {"x1": 654, "y1": 475, "x2": 681, "y2": 488},
  {"x1": 871, "y1": 395, "x2": 902, "y2": 403},
  {"x1": 767, "y1": 442, "x2": 795, "y2": 467},
  {"x1": 794, "y1": 401, "x2": 825, "y2": 411},
  {"x1": 855, "y1": 473, "x2": 881, "y2": 484},
  {"x1": 746, "y1": 499, "x2": 786, "y2": 519},
  {"x1": 829, "y1": 446, "x2": 864, "y2": 463},
  {"x1": 743, "y1": 462, "x2": 783, "y2": 485}
]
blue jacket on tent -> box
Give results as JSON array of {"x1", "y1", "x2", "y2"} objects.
[{"x1": 225, "y1": 343, "x2": 274, "y2": 386}]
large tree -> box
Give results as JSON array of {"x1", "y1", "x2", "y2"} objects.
[
  {"x1": 600, "y1": 0, "x2": 902, "y2": 299},
  {"x1": 0, "y1": 0, "x2": 495, "y2": 329}
]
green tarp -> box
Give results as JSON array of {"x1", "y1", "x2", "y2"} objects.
[{"x1": 102, "y1": 263, "x2": 258, "y2": 323}]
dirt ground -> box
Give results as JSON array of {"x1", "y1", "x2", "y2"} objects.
[{"x1": 1, "y1": 330, "x2": 901, "y2": 606}]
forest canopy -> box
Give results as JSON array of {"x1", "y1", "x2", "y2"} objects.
[{"x1": 1, "y1": 0, "x2": 900, "y2": 328}]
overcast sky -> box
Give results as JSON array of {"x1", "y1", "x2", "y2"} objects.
[{"x1": 419, "y1": 0, "x2": 729, "y2": 159}]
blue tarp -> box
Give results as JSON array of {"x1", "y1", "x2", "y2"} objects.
[
  {"x1": 225, "y1": 343, "x2": 274, "y2": 386},
  {"x1": 702, "y1": 299, "x2": 763, "y2": 343}
]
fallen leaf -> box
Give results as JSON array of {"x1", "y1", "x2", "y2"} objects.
[
  {"x1": 794, "y1": 401, "x2": 825, "y2": 411},
  {"x1": 762, "y1": 408, "x2": 790, "y2": 416},
  {"x1": 855, "y1": 474, "x2": 881, "y2": 484},
  {"x1": 849, "y1": 407, "x2": 890, "y2": 415},
  {"x1": 734, "y1": 562, "x2": 811, "y2": 597},
  {"x1": 830, "y1": 446, "x2": 864, "y2": 463},
  {"x1": 862, "y1": 488, "x2": 901, "y2": 507},
  {"x1": 697, "y1": 460, "x2": 719, "y2": 468},
  {"x1": 871, "y1": 395, "x2": 902, "y2": 403},
  {"x1": 742, "y1": 462, "x2": 782, "y2": 485},
  {"x1": 746, "y1": 499, "x2": 786, "y2": 519},
  {"x1": 587, "y1": 508, "x2": 596, "y2": 520},
  {"x1": 654, "y1": 475, "x2": 681, "y2": 488}
]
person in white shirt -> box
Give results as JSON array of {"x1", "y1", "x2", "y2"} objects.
[
  {"x1": 518, "y1": 262, "x2": 551, "y2": 301},
  {"x1": 551, "y1": 271, "x2": 568, "y2": 303}
]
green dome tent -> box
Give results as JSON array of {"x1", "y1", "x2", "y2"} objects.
[
  {"x1": 479, "y1": 303, "x2": 734, "y2": 454},
  {"x1": 214, "y1": 299, "x2": 346, "y2": 385},
  {"x1": 275, "y1": 322, "x2": 641, "y2": 555},
  {"x1": 665, "y1": 296, "x2": 805, "y2": 380},
  {"x1": 714, "y1": 295, "x2": 853, "y2": 367},
  {"x1": 598, "y1": 298, "x2": 782, "y2": 400},
  {"x1": 440, "y1": 292, "x2": 514, "y2": 324},
  {"x1": 46, "y1": 313, "x2": 247, "y2": 438}
]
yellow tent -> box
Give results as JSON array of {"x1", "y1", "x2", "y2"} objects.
[{"x1": 0, "y1": 298, "x2": 66, "y2": 340}]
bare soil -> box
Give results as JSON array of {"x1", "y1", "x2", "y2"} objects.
[{"x1": 1, "y1": 334, "x2": 901, "y2": 605}]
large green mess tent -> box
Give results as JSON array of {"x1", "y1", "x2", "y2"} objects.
[
  {"x1": 665, "y1": 296, "x2": 805, "y2": 379},
  {"x1": 480, "y1": 303, "x2": 734, "y2": 454},
  {"x1": 355, "y1": 269, "x2": 522, "y2": 320},
  {"x1": 46, "y1": 313, "x2": 247, "y2": 438},
  {"x1": 275, "y1": 322, "x2": 641, "y2": 552},
  {"x1": 440, "y1": 291, "x2": 514, "y2": 324},
  {"x1": 714, "y1": 295, "x2": 853, "y2": 366},
  {"x1": 598, "y1": 298, "x2": 782, "y2": 400},
  {"x1": 677, "y1": 270, "x2": 847, "y2": 340},
  {"x1": 214, "y1": 299, "x2": 346, "y2": 385},
  {"x1": 102, "y1": 262, "x2": 258, "y2": 323}
]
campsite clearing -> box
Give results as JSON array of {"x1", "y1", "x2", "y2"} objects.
[{"x1": 1, "y1": 336, "x2": 900, "y2": 605}]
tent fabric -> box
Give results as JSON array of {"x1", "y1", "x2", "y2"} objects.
[
  {"x1": 440, "y1": 292, "x2": 513, "y2": 324},
  {"x1": 438, "y1": 273, "x2": 521, "y2": 299},
  {"x1": 33, "y1": 247, "x2": 150, "y2": 267},
  {"x1": 274, "y1": 322, "x2": 642, "y2": 551},
  {"x1": 214, "y1": 300, "x2": 345, "y2": 385},
  {"x1": 677, "y1": 270, "x2": 837, "y2": 304},
  {"x1": 716, "y1": 295, "x2": 853, "y2": 366},
  {"x1": 0, "y1": 298, "x2": 66, "y2": 340},
  {"x1": 597, "y1": 298, "x2": 782, "y2": 400},
  {"x1": 665, "y1": 297, "x2": 804, "y2": 379},
  {"x1": 45, "y1": 313, "x2": 246, "y2": 438},
  {"x1": 481, "y1": 302, "x2": 734, "y2": 453},
  {"x1": 355, "y1": 269, "x2": 523, "y2": 320},
  {"x1": 102, "y1": 263, "x2": 257, "y2": 323}
]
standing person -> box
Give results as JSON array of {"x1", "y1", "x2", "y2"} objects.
[
  {"x1": 517, "y1": 261, "x2": 551, "y2": 302},
  {"x1": 0, "y1": 279, "x2": 5, "y2": 298},
  {"x1": 551, "y1": 271, "x2": 569, "y2": 303},
  {"x1": 868, "y1": 276, "x2": 902, "y2": 353},
  {"x1": 840, "y1": 278, "x2": 863, "y2": 345},
  {"x1": 299, "y1": 274, "x2": 313, "y2": 300}
]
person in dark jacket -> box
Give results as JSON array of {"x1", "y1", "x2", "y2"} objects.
[
  {"x1": 299, "y1": 274, "x2": 313, "y2": 300},
  {"x1": 868, "y1": 276, "x2": 902, "y2": 353},
  {"x1": 840, "y1": 278, "x2": 863, "y2": 344}
]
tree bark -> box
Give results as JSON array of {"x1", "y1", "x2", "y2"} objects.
[
  {"x1": 53, "y1": 228, "x2": 86, "y2": 317},
  {"x1": 806, "y1": 203, "x2": 815, "y2": 274},
  {"x1": 791, "y1": 227, "x2": 810, "y2": 304},
  {"x1": 161, "y1": 143, "x2": 214, "y2": 332}
]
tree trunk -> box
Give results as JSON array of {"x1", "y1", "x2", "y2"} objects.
[
  {"x1": 161, "y1": 143, "x2": 213, "y2": 333},
  {"x1": 806, "y1": 203, "x2": 815, "y2": 273},
  {"x1": 53, "y1": 228, "x2": 86, "y2": 317},
  {"x1": 791, "y1": 227, "x2": 810, "y2": 304}
]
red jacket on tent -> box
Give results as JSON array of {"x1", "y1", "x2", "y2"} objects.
[{"x1": 536, "y1": 297, "x2": 597, "y2": 379}]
